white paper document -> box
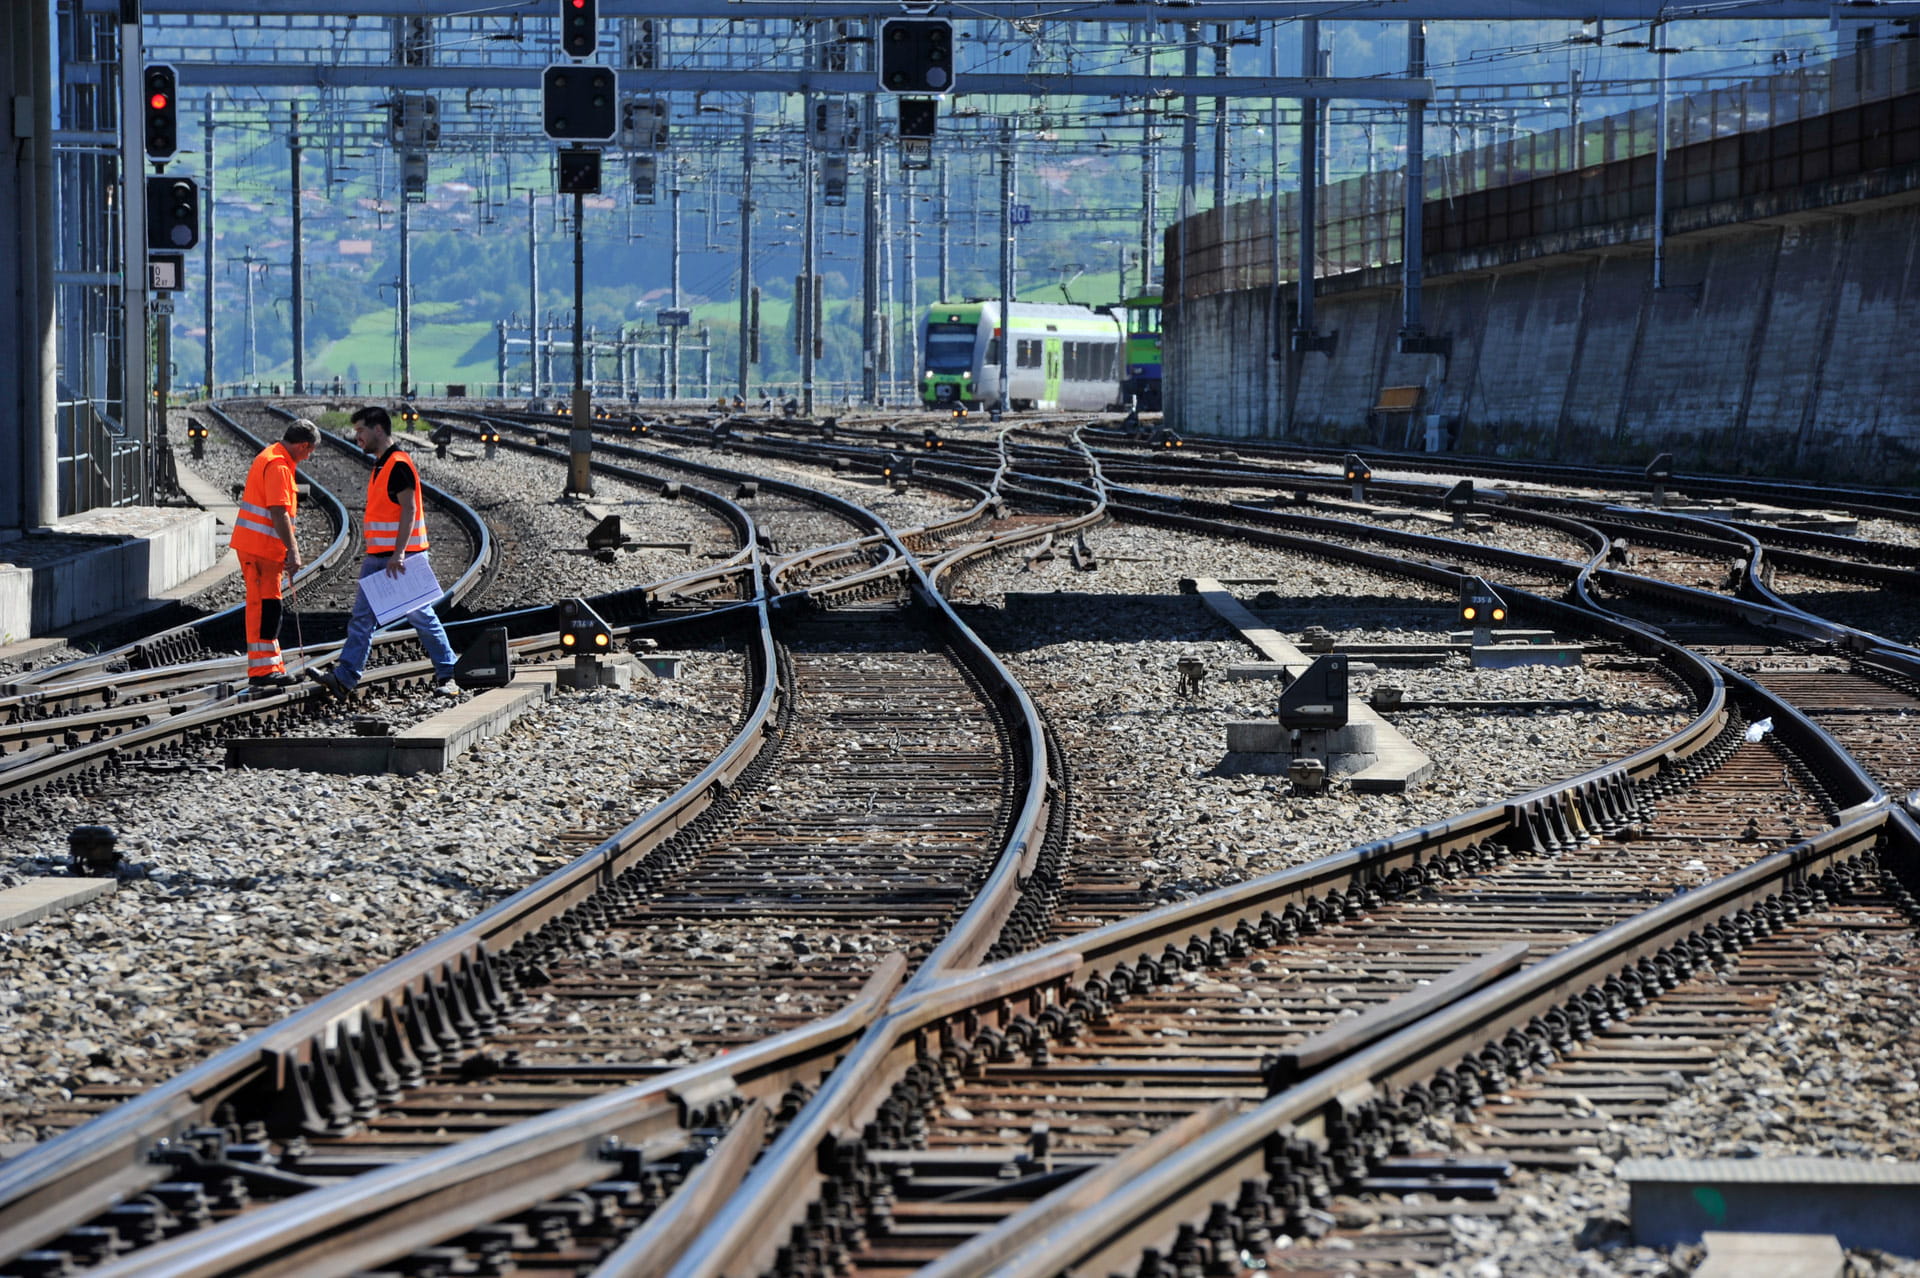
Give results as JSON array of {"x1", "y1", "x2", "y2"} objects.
[{"x1": 362, "y1": 552, "x2": 443, "y2": 626}]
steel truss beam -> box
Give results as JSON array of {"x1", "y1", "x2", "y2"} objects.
[
  {"x1": 171, "y1": 65, "x2": 1434, "y2": 100},
  {"x1": 88, "y1": 0, "x2": 1920, "y2": 20}
]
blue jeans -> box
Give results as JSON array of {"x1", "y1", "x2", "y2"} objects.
[{"x1": 335, "y1": 554, "x2": 457, "y2": 690}]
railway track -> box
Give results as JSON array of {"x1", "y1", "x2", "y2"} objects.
[
  {"x1": 0, "y1": 422, "x2": 1082, "y2": 1277},
  {"x1": 10, "y1": 406, "x2": 1920, "y2": 1275}
]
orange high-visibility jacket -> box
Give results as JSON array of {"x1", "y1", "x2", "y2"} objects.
[
  {"x1": 364, "y1": 448, "x2": 430, "y2": 554},
  {"x1": 229, "y1": 442, "x2": 299, "y2": 562}
]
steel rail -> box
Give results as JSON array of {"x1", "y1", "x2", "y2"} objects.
[
  {"x1": 973, "y1": 806, "x2": 1897, "y2": 1275},
  {"x1": 0, "y1": 593, "x2": 773, "y2": 1264},
  {"x1": 0, "y1": 418, "x2": 1089, "y2": 1275},
  {"x1": 1081, "y1": 426, "x2": 1920, "y2": 524},
  {"x1": 72, "y1": 959, "x2": 907, "y2": 1278}
]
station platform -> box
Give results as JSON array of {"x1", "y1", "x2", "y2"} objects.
[{"x1": 0, "y1": 485, "x2": 222, "y2": 652}]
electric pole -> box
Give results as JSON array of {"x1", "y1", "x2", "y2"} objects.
[{"x1": 289, "y1": 106, "x2": 305, "y2": 393}]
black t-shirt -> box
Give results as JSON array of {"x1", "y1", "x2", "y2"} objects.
[{"x1": 378, "y1": 445, "x2": 417, "y2": 501}]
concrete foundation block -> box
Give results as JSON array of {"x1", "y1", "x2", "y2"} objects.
[
  {"x1": 392, "y1": 680, "x2": 551, "y2": 774},
  {"x1": 0, "y1": 568, "x2": 28, "y2": 643},
  {"x1": 1226, "y1": 662, "x2": 1290, "y2": 681},
  {"x1": 0, "y1": 509, "x2": 217, "y2": 638},
  {"x1": 0, "y1": 878, "x2": 119, "y2": 931},
  {"x1": 1694, "y1": 1232, "x2": 1843, "y2": 1278},
  {"x1": 1471, "y1": 643, "x2": 1584, "y2": 669},
  {"x1": 1622, "y1": 1158, "x2": 1920, "y2": 1256},
  {"x1": 1446, "y1": 629, "x2": 1558, "y2": 645},
  {"x1": 556, "y1": 655, "x2": 635, "y2": 691},
  {"x1": 227, "y1": 678, "x2": 551, "y2": 775}
]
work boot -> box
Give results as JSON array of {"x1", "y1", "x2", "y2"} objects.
[
  {"x1": 312, "y1": 670, "x2": 355, "y2": 701},
  {"x1": 248, "y1": 672, "x2": 299, "y2": 691}
]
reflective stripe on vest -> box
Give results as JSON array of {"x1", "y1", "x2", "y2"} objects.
[
  {"x1": 228, "y1": 443, "x2": 299, "y2": 561},
  {"x1": 365, "y1": 450, "x2": 430, "y2": 554}
]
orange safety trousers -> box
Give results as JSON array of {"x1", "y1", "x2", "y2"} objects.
[{"x1": 239, "y1": 553, "x2": 288, "y2": 678}]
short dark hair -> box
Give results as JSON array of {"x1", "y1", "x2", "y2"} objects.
[
  {"x1": 350, "y1": 405, "x2": 392, "y2": 432},
  {"x1": 282, "y1": 419, "x2": 319, "y2": 446}
]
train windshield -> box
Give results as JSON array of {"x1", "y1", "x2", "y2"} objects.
[
  {"x1": 924, "y1": 323, "x2": 976, "y2": 372},
  {"x1": 1125, "y1": 303, "x2": 1162, "y2": 338}
]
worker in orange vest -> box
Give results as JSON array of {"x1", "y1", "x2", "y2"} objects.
[
  {"x1": 228, "y1": 419, "x2": 318, "y2": 690},
  {"x1": 314, "y1": 405, "x2": 460, "y2": 700}
]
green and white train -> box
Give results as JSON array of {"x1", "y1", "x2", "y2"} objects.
[{"x1": 919, "y1": 300, "x2": 1126, "y2": 412}]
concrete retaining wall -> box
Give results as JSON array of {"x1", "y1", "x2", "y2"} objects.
[
  {"x1": 1166, "y1": 193, "x2": 1920, "y2": 483},
  {"x1": 0, "y1": 507, "x2": 217, "y2": 639}
]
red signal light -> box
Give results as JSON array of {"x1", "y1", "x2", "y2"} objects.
[{"x1": 149, "y1": 92, "x2": 169, "y2": 110}]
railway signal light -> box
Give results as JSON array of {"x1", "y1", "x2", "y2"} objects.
[
  {"x1": 1344, "y1": 452, "x2": 1372, "y2": 500},
  {"x1": 185, "y1": 417, "x2": 210, "y2": 459},
  {"x1": 1154, "y1": 428, "x2": 1182, "y2": 449},
  {"x1": 1459, "y1": 577, "x2": 1507, "y2": 627},
  {"x1": 144, "y1": 65, "x2": 179, "y2": 158},
  {"x1": 544, "y1": 65, "x2": 618, "y2": 141},
  {"x1": 1645, "y1": 451, "x2": 1675, "y2": 505},
  {"x1": 1276, "y1": 652, "x2": 1350, "y2": 732},
  {"x1": 899, "y1": 97, "x2": 936, "y2": 170},
  {"x1": 922, "y1": 429, "x2": 944, "y2": 450},
  {"x1": 558, "y1": 0, "x2": 597, "y2": 58},
  {"x1": 479, "y1": 428, "x2": 502, "y2": 459},
  {"x1": 557, "y1": 597, "x2": 613, "y2": 653},
  {"x1": 878, "y1": 18, "x2": 954, "y2": 95},
  {"x1": 557, "y1": 147, "x2": 603, "y2": 195},
  {"x1": 145, "y1": 176, "x2": 199, "y2": 250}
]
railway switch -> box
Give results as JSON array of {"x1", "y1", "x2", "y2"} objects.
[{"x1": 1344, "y1": 453, "x2": 1372, "y2": 501}]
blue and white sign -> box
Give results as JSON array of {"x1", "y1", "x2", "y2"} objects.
[{"x1": 1009, "y1": 203, "x2": 1031, "y2": 226}]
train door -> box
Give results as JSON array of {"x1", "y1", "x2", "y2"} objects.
[{"x1": 1043, "y1": 340, "x2": 1062, "y2": 408}]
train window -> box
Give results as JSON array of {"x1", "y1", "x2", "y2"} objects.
[
  {"x1": 925, "y1": 322, "x2": 976, "y2": 373},
  {"x1": 985, "y1": 338, "x2": 1000, "y2": 366},
  {"x1": 1018, "y1": 339, "x2": 1042, "y2": 369}
]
